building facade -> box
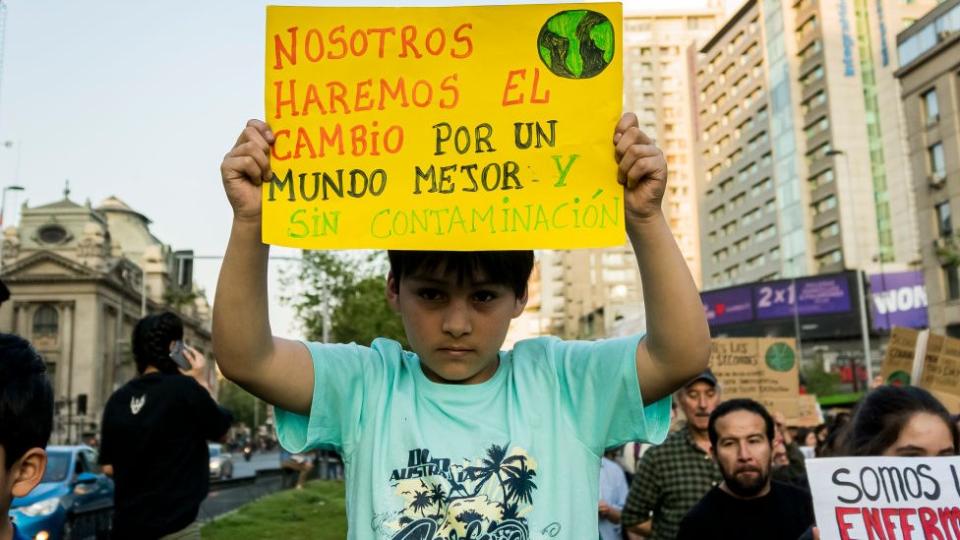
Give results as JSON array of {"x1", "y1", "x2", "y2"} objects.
[
  {"x1": 0, "y1": 194, "x2": 213, "y2": 444},
  {"x1": 696, "y1": 0, "x2": 933, "y2": 290},
  {"x1": 895, "y1": 0, "x2": 960, "y2": 335},
  {"x1": 532, "y1": 6, "x2": 723, "y2": 340}
]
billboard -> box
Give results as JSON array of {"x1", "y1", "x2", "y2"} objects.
[
  {"x1": 868, "y1": 270, "x2": 928, "y2": 330},
  {"x1": 701, "y1": 272, "x2": 855, "y2": 329}
]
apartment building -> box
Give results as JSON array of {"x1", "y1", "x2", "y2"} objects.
[
  {"x1": 697, "y1": 0, "x2": 933, "y2": 290},
  {"x1": 895, "y1": 0, "x2": 960, "y2": 334}
]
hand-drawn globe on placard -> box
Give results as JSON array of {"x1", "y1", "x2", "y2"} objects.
[
  {"x1": 764, "y1": 343, "x2": 796, "y2": 372},
  {"x1": 537, "y1": 10, "x2": 615, "y2": 79},
  {"x1": 887, "y1": 370, "x2": 911, "y2": 387}
]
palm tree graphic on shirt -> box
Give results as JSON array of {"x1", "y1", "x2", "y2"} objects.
[{"x1": 389, "y1": 443, "x2": 539, "y2": 539}]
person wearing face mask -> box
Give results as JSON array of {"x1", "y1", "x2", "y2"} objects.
[
  {"x1": 99, "y1": 312, "x2": 233, "y2": 540},
  {"x1": 676, "y1": 399, "x2": 815, "y2": 540}
]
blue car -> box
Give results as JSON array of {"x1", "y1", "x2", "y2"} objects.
[{"x1": 11, "y1": 445, "x2": 114, "y2": 540}]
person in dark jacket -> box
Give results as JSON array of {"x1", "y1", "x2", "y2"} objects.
[{"x1": 100, "y1": 312, "x2": 232, "y2": 540}]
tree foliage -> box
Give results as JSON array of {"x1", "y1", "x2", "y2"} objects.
[
  {"x1": 283, "y1": 251, "x2": 407, "y2": 347},
  {"x1": 801, "y1": 356, "x2": 841, "y2": 397},
  {"x1": 218, "y1": 378, "x2": 268, "y2": 429}
]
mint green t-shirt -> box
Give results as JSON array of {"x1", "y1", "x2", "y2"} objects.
[{"x1": 275, "y1": 335, "x2": 670, "y2": 539}]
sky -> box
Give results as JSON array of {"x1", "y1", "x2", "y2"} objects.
[{"x1": 0, "y1": 0, "x2": 727, "y2": 337}]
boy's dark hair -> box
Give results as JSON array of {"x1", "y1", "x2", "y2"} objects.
[
  {"x1": 387, "y1": 250, "x2": 535, "y2": 298},
  {"x1": 708, "y1": 398, "x2": 775, "y2": 449},
  {"x1": 132, "y1": 312, "x2": 184, "y2": 374},
  {"x1": 844, "y1": 385, "x2": 959, "y2": 456},
  {"x1": 0, "y1": 334, "x2": 54, "y2": 469}
]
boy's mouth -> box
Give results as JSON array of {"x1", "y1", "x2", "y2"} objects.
[{"x1": 437, "y1": 346, "x2": 475, "y2": 357}]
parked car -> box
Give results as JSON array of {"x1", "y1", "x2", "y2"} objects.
[
  {"x1": 209, "y1": 443, "x2": 234, "y2": 480},
  {"x1": 11, "y1": 445, "x2": 114, "y2": 540}
]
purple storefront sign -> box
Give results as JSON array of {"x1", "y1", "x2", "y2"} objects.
[
  {"x1": 702, "y1": 286, "x2": 754, "y2": 326},
  {"x1": 754, "y1": 276, "x2": 852, "y2": 319},
  {"x1": 869, "y1": 270, "x2": 928, "y2": 330}
]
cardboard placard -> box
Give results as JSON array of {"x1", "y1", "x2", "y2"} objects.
[
  {"x1": 262, "y1": 4, "x2": 624, "y2": 250},
  {"x1": 919, "y1": 336, "x2": 960, "y2": 398},
  {"x1": 762, "y1": 395, "x2": 823, "y2": 427},
  {"x1": 708, "y1": 338, "x2": 799, "y2": 400},
  {"x1": 807, "y1": 457, "x2": 960, "y2": 540},
  {"x1": 880, "y1": 327, "x2": 919, "y2": 386}
]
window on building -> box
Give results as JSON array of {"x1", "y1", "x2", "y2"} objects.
[
  {"x1": 929, "y1": 143, "x2": 946, "y2": 177},
  {"x1": 32, "y1": 305, "x2": 59, "y2": 337},
  {"x1": 944, "y1": 265, "x2": 960, "y2": 300},
  {"x1": 922, "y1": 89, "x2": 939, "y2": 124},
  {"x1": 38, "y1": 225, "x2": 68, "y2": 245},
  {"x1": 937, "y1": 201, "x2": 953, "y2": 237}
]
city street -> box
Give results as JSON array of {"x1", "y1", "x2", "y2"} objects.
[
  {"x1": 199, "y1": 450, "x2": 283, "y2": 521},
  {"x1": 230, "y1": 449, "x2": 280, "y2": 479}
]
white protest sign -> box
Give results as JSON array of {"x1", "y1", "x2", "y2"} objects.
[{"x1": 807, "y1": 456, "x2": 960, "y2": 540}]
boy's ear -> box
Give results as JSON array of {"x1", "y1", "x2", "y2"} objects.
[
  {"x1": 11, "y1": 448, "x2": 46, "y2": 498},
  {"x1": 512, "y1": 289, "x2": 529, "y2": 318},
  {"x1": 385, "y1": 272, "x2": 400, "y2": 312}
]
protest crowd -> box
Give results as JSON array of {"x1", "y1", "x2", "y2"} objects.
[{"x1": 4, "y1": 4, "x2": 960, "y2": 540}]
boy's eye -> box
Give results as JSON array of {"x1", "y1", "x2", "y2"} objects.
[
  {"x1": 417, "y1": 289, "x2": 445, "y2": 301},
  {"x1": 472, "y1": 290, "x2": 498, "y2": 303}
]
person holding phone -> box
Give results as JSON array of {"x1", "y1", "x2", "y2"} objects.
[{"x1": 99, "y1": 312, "x2": 233, "y2": 540}]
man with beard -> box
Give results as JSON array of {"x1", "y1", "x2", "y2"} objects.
[
  {"x1": 622, "y1": 370, "x2": 723, "y2": 539},
  {"x1": 676, "y1": 399, "x2": 814, "y2": 540}
]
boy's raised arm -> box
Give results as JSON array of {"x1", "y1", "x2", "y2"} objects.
[
  {"x1": 614, "y1": 113, "x2": 712, "y2": 404},
  {"x1": 213, "y1": 119, "x2": 315, "y2": 415}
]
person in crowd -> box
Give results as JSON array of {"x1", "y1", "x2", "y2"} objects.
[
  {"x1": 770, "y1": 412, "x2": 809, "y2": 490},
  {"x1": 0, "y1": 335, "x2": 53, "y2": 540},
  {"x1": 814, "y1": 423, "x2": 828, "y2": 447},
  {"x1": 795, "y1": 427, "x2": 817, "y2": 459},
  {"x1": 842, "y1": 385, "x2": 957, "y2": 457},
  {"x1": 801, "y1": 385, "x2": 959, "y2": 540},
  {"x1": 280, "y1": 449, "x2": 314, "y2": 489},
  {"x1": 676, "y1": 399, "x2": 815, "y2": 540},
  {"x1": 100, "y1": 312, "x2": 233, "y2": 540},
  {"x1": 214, "y1": 112, "x2": 711, "y2": 538},
  {"x1": 622, "y1": 370, "x2": 723, "y2": 540},
  {"x1": 815, "y1": 412, "x2": 850, "y2": 457},
  {"x1": 599, "y1": 447, "x2": 629, "y2": 540}
]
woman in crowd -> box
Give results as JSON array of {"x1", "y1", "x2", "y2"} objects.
[
  {"x1": 843, "y1": 385, "x2": 957, "y2": 457},
  {"x1": 803, "y1": 385, "x2": 958, "y2": 539}
]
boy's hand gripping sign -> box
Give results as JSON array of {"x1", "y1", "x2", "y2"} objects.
[
  {"x1": 807, "y1": 457, "x2": 960, "y2": 540},
  {"x1": 263, "y1": 3, "x2": 624, "y2": 250}
]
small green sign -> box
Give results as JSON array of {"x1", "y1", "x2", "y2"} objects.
[{"x1": 765, "y1": 343, "x2": 796, "y2": 372}]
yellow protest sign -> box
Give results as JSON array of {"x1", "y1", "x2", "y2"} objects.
[{"x1": 262, "y1": 4, "x2": 624, "y2": 250}]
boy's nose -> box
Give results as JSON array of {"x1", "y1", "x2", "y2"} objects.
[{"x1": 442, "y1": 302, "x2": 472, "y2": 337}]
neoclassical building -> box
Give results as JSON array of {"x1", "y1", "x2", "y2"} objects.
[{"x1": 0, "y1": 192, "x2": 213, "y2": 444}]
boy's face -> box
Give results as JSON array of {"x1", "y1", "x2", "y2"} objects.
[{"x1": 387, "y1": 267, "x2": 527, "y2": 384}]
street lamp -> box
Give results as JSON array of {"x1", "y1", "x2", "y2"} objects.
[{"x1": 825, "y1": 148, "x2": 874, "y2": 386}]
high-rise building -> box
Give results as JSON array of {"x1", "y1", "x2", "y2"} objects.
[
  {"x1": 895, "y1": 0, "x2": 960, "y2": 335},
  {"x1": 696, "y1": 0, "x2": 934, "y2": 291},
  {"x1": 624, "y1": 3, "x2": 725, "y2": 286},
  {"x1": 530, "y1": 6, "x2": 724, "y2": 340}
]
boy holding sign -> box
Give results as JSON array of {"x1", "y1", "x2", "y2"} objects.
[{"x1": 214, "y1": 110, "x2": 708, "y2": 538}]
